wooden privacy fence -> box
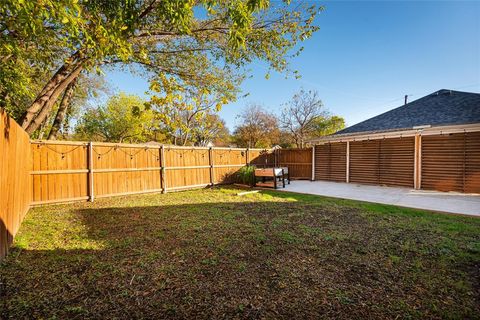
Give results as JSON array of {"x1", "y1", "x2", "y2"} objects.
[
  {"x1": 30, "y1": 141, "x2": 313, "y2": 205},
  {"x1": 0, "y1": 110, "x2": 31, "y2": 260},
  {"x1": 276, "y1": 148, "x2": 313, "y2": 179}
]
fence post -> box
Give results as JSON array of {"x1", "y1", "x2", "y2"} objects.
[
  {"x1": 311, "y1": 145, "x2": 315, "y2": 181},
  {"x1": 158, "y1": 147, "x2": 163, "y2": 192},
  {"x1": 87, "y1": 141, "x2": 94, "y2": 201},
  {"x1": 346, "y1": 141, "x2": 350, "y2": 183},
  {"x1": 418, "y1": 135, "x2": 422, "y2": 189},
  {"x1": 160, "y1": 145, "x2": 166, "y2": 193},
  {"x1": 414, "y1": 134, "x2": 421, "y2": 189},
  {"x1": 209, "y1": 147, "x2": 214, "y2": 186}
]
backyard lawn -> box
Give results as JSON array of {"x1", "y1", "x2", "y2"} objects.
[{"x1": 1, "y1": 187, "x2": 479, "y2": 319}]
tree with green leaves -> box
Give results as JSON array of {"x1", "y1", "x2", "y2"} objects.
[
  {"x1": 0, "y1": 0, "x2": 84, "y2": 117},
  {"x1": 313, "y1": 115, "x2": 345, "y2": 137},
  {"x1": 1, "y1": 0, "x2": 321, "y2": 136},
  {"x1": 148, "y1": 73, "x2": 236, "y2": 145},
  {"x1": 74, "y1": 93, "x2": 153, "y2": 143}
]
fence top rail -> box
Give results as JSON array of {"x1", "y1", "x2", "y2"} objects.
[
  {"x1": 31, "y1": 140, "x2": 162, "y2": 149},
  {"x1": 30, "y1": 139, "x2": 276, "y2": 151},
  {"x1": 212, "y1": 147, "x2": 264, "y2": 151},
  {"x1": 31, "y1": 140, "x2": 89, "y2": 146},
  {"x1": 279, "y1": 148, "x2": 312, "y2": 151}
]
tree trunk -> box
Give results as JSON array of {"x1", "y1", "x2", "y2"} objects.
[
  {"x1": 61, "y1": 103, "x2": 75, "y2": 139},
  {"x1": 20, "y1": 51, "x2": 83, "y2": 133},
  {"x1": 47, "y1": 78, "x2": 77, "y2": 140},
  {"x1": 182, "y1": 132, "x2": 190, "y2": 146},
  {"x1": 24, "y1": 64, "x2": 83, "y2": 135},
  {"x1": 37, "y1": 112, "x2": 54, "y2": 140}
]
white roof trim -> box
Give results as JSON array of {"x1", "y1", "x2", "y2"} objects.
[{"x1": 309, "y1": 123, "x2": 480, "y2": 144}]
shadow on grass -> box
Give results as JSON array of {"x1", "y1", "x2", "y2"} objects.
[
  {"x1": 1, "y1": 194, "x2": 479, "y2": 319},
  {"x1": 0, "y1": 218, "x2": 13, "y2": 262}
]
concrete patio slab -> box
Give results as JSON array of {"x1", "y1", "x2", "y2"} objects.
[{"x1": 280, "y1": 181, "x2": 480, "y2": 217}]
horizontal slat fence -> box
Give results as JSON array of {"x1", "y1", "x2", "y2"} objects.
[
  {"x1": 422, "y1": 132, "x2": 480, "y2": 193},
  {"x1": 348, "y1": 137, "x2": 414, "y2": 188},
  {"x1": 314, "y1": 143, "x2": 347, "y2": 182},
  {"x1": 349, "y1": 140, "x2": 381, "y2": 185},
  {"x1": 378, "y1": 137, "x2": 414, "y2": 187},
  {"x1": 30, "y1": 141, "x2": 311, "y2": 205},
  {"x1": 466, "y1": 132, "x2": 480, "y2": 193},
  {"x1": 1, "y1": 109, "x2": 31, "y2": 261}
]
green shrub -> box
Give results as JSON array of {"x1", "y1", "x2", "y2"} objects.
[{"x1": 236, "y1": 165, "x2": 255, "y2": 186}]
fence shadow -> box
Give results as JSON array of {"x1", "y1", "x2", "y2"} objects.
[
  {"x1": 1, "y1": 199, "x2": 320, "y2": 319},
  {"x1": 0, "y1": 218, "x2": 13, "y2": 265}
]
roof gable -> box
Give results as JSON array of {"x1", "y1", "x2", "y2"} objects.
[{"x1": 336, "y1": 89, "x2": 480, "y2": 135}]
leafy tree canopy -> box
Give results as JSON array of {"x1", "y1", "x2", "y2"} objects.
[
  {"x1": 313, "y1": 115, "x2": 345, "y2": 137},
  {"x1": 148, "y1": 73, "x2": 237, "y2": 145},
  {"x1": 74, "y1": 92, "x2": 153, "y2": 143},
  {"x1": 1, "y1": 0, "x2": 322, "y2": 136}
]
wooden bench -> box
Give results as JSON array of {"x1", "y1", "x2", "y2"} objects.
[
  {"x1": 254, "y1": 168, "x2": 285, "y2": 189},
  {"x1": 279, "y1": 166, "x2": 290, "y2": 184}
]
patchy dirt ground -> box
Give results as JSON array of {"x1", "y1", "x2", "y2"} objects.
[{"x1": 1, "y1": 187, "x2": 479, "y2": 319}]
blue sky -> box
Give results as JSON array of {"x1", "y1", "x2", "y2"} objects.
[{"x1": 104, "y1": 0, "x2": 480, "y2": 131}]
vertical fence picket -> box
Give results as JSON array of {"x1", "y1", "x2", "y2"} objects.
[
  {"x1": 88, "y1": 142, "x2": 94, "y2": 202},
  {"x1": 209, "y1": 147, "x2": 214, "y2": 185},
  {"x1": 160, "y1": 145, "x2": 166, "y2": 193},
  {"x1": 346, "y1": 141, "x2": 350, "y2": 183},
  {"x1": 26, "y1": 141, "x2": 312, "y2": 204},
  {"x1": 311, "y1": 146, "x2": 315, "y2": 181},
  {"x1": 0, "y1": 110, "x2": 31, "y2": 261}
]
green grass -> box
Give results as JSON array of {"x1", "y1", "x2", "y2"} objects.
[{"x1": 1, "y1": 187, "x2": 479, "y2": 319}]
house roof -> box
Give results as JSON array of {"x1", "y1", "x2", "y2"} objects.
[{"x1": 334, "y1": 89, "x2": 480, "y2": 136}]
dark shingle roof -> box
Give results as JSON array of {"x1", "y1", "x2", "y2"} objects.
[{"x1": 335, "y1": 89, "x2": 480, "y2": 135}]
